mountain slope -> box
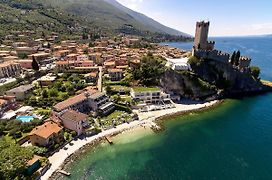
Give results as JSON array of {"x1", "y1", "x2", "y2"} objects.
[
  {"x1": 104, "y1": 0, "x2": 189, "y2": 36},
  {"x1": 0, "y1": 0, "x2": 91, "y2": 38},
  {"x1": 0, "y1": 0, "x2": 191, "y2": 41},
  {"x1": 43, "y1": 0, "x2": 189, "y2": 36}
]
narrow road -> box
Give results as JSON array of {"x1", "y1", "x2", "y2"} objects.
[{"x1": 98, "y1": 66, "x2": 102, "y2": 92}]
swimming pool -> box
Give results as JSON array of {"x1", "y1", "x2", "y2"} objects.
[{"x1": 16, "y1": 116, "x2": 34, "y2": 122}]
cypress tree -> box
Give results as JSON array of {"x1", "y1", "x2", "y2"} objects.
[
  {"x1": 230, "y1": 51, "x2": 236, "y2": 64},
  {"x1": 234, "y1": 50, "x2": 241, "y2": 66},
  {"x1": 32, "y1": 56, "x2": 39, "y2": 71}
]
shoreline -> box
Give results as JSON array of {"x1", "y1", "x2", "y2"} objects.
[{"x1": 42, "y1": 100, "x2": 221, "y2": 180}]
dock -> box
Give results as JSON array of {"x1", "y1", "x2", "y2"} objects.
[
  {"x1": 105, "y1": 135, "x2": 113, "y2": 144},
  {"x1": 57, "y1": 170, "x2": 71, "y2": 176}
]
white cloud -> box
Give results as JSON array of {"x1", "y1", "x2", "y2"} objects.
[{"x1": 116, "y1": 0, "x2": 144, "y2": 11}]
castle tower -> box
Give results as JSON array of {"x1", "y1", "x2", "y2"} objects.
[{"x1": 194, "y1": 21, "x2": 214, "y2": 50}]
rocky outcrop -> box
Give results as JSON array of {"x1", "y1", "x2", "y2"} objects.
[
  {"x1": 160, "y1": 69, "x2": 217, "y2": 100},
  {"x1": 193, "y1": 60, "x2": 267, "y2": 96},
  {"x1": 160, "y1": 59, "x2": 270, "y2": 100}
]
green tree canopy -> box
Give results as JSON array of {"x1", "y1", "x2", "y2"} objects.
[
  {"x1": 41, "y1": 89, "x2": 48, "y2": 98},
  {"x1": 234, "y1": 50, "x2": 241, "y2": 66},
  {"x1": 112, "y1": 94, "x2": 121, "y2": 103},
  {"x1": 230, "y1": 51, "x2": 236, "y2": 65},
  {"x1": 18, "y1": 53, "x2": 28, "y2": 59},
  {"x1": 105, "y1": 85, "x2": 113, "y2": 95},
  {"x1": 132, "y1": 54, "x2": 166, "y2": 86},
  {"x1": 48, "y1": 88, "x2": 58, "y2": 97},
  {"x1": 0, "y1": 139, "x2": 33, "y2": 179},
  {"x1": 250, "y1": 66, "x2": 261, "y2": 79}
]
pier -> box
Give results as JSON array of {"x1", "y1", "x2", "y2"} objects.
[
  {"x1": 57, "y1": 170, "x2": 71, "y2": 176},
  {"x1": 105, "y1": 136, "x2": 113, "y2": 144}
]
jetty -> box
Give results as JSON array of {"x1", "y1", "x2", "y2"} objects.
[
  {"x1": 105, "y1": 135, "x2": 113, "y2": 144},
  {"x1": 57, "y1": 170, "x2": 71, "y2": 176}
]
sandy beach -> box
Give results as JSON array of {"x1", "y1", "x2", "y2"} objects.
[{"x1": 41, "y1": 100, "x2": 219, "y2": 180}]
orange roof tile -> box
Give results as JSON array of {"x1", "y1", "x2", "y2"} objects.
[
  {"x1": 61, "y1": 110, "x2": 88, "y2": 122},
  {"x1": 56, "y1": 61, "x2": 69, "y2": 65},
  {"x1": 53, "y1": 93, "x2": 87, "y2": 111},
  {"x1": 108, "y1": 68, "x2": 123, "y2": 73},
  {"x1": 30, "y1": 121, "x2": 63, "y2": 139}
]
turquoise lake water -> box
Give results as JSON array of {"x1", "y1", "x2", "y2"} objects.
[{"x1": 60, "y1": 37, "x2": 272, "y2": 180}]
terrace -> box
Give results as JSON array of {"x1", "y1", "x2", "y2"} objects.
[{"x1": 132, "y1": 86, "x2": 160, "y2": 93}]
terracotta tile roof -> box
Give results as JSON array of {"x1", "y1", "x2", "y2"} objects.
[
  {"x1": 61, "y1": 110, "x2": 88, "y2": 122},
  {"x1": 56, "y1": 61, "x2": 69, "y2": 65},
  {"x1": 85, "y1": 72, "x2": 98, "y2": 77},
  {"x1": 104, "y1": 61, "x2": 115, "y2": 66},
  {"x1": 116, "y1": 65, "x2": 129, "y2": 69},
  {"x1": 30, "y1": 121, "x2": 63, "y2": 139},
  {"x1": 74, "y1": 66, "x2": 98, "y2": 70},
  {"x1": 27, "y1": 155, "x2": 42, "y2": 166},
  {"x1": 53, "y1": 93, "x2": 87, "y2": 112},
  {"x1": 67, "y1": 53, "x2": 79, "y2": 57},
  {"x1": 108, "y1": 68, "x2": 123, "y2": 73},
  {"x1": 30, "y1": 52, "x2": 50, "y2": 57},
  {"x1": 0, "y1": 61, "x2": 20, "y2": 68},
  {"x1": 0, "y1": 99, "x2": 7, "y2": 106},
  {"x1": 90, "y1": 91, "x2": 105, "y2": 99},
  {"x1": 58, "y1": 50, "x2": 70, "y2": 53}
]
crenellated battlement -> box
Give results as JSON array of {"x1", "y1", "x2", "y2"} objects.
[
  {"x1": 239, "y1": 56, "x2": 251, "y2": 69},
  {"x1": 239, "y1": 56, "x2": 251, "y2": 61},
  {"x1": 193, "y1": 49, "x2": 230, "y2": 63},
  {"x1": 193, "y1": 21, "x2": 252, "y2": 68},
  {"x1": 196, "y1": 21, "x2": 210, "y2": 27}
]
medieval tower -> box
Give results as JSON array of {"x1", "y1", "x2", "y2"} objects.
[{"x1": 194, "y1": 21, "x2": 214, "y2": 50}]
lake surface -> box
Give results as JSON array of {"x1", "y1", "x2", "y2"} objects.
[{"x1": 61, "y1": 37, "x2": 272, "y2": 180}]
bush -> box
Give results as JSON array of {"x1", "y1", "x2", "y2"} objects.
[
  {"x1": 18, "y1": 53, "x2": 28, "y2": 59},
  {"x1": 115, "y1": 104, "x2": 132, "y2": 113},
  {"x1": 71, "y1": 131, "x2": 77, "y2": 137},
  {"x1": 250, "y1": 66, "x2": 260, "y2": 79},
  {"x1": 48, "y1": 88, "x2": 59, "y2": 97},
  {"x1": 39, "y1": 157, "x2": 49, "y2": 167},
  {"x1": 29, "y1": 146, "x2": 47, "y2": 156},
  {"x1": 64, "y1": 132, "x2": 73, "y2": 141},
  {"x1": 9, "y1": 129, "x2": 22, "y2": 139},
  {"x1": 188, "y1": 56, "x2": 201, "y2": 69},
  {"x1": 94, "y1": 128, "x2": 102, "y2": 134},
  {"x1": 54, "y1": 143, "x2": 60, "y2": 149}
]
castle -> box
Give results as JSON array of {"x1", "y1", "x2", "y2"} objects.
[{"x1": 192, "y1": 21, "x2": 251, "y2": 70}]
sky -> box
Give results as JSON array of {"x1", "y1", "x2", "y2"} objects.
[{"x1": 116, "y1": 0, "x2": 272, "y2": 36}]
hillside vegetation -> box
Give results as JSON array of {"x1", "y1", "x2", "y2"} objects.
[{"x1": 0, "y1": 0, "x2": 191, "y2": 41}]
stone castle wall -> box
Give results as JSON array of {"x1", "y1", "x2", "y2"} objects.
[{"x1": 193, "y1": 49, "x2": 230, "y2": 63}]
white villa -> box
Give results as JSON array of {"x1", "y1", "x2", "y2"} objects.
[
  {"x1": 130, "y1": 87, "x2": 171, "y2": 104},
  {"x1": 166, "y1": 57, "x2": 191, "y2": 71}
]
